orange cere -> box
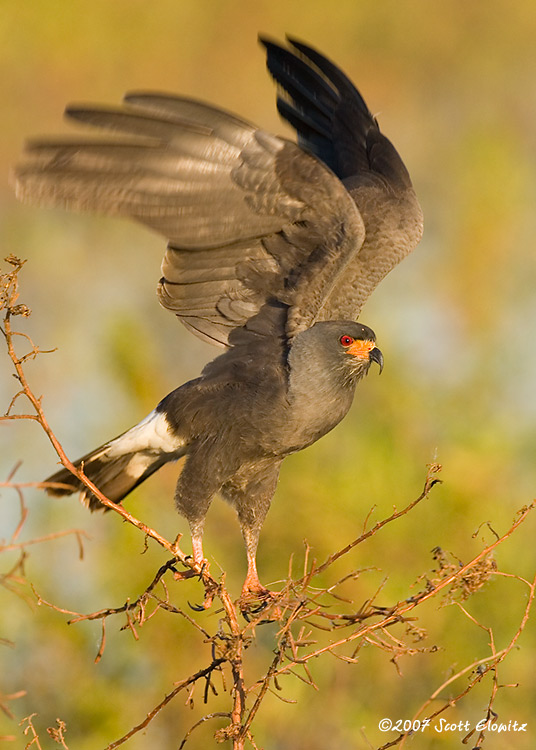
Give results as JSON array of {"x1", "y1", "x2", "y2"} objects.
[{"x1": 346, "y1": 339, "x2": 376, "y2": 359}]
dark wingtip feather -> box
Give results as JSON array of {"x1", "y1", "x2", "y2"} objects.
[
  {"x1": 286, "y1": 36, "x2": 370, "y2": 114},
  {"x1": 258, "y1": 33, "x2": 275, "y2": 49},
  {"x1": 260, "y1": 34, "x2": 392, "y2": 179}
]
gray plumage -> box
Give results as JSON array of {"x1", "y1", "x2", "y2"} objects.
[{"x1": 12, "y1": 37, "x2": 421, "y2": 599}]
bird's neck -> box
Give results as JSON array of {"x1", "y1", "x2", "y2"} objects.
[{"x1": 285, "y1": 343, "x2": 358, "y2": 450}]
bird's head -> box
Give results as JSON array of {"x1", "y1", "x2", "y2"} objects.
[
  {"x1": 330, "y1": 321, "x2": 383, "y2": 381},
  {"x1": 336, "y1": 322, "x2": 383, "y2": 377},
  {"x1": 289, "y1": 321, "x2": 383, "y2": 389}
]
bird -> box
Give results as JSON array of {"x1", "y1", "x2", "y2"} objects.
[{"x1": 12, "y1": 36, "x2": 423, "y2": 602}]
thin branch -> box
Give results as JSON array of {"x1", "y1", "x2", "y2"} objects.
[
  {"x1": 179, "y1": 713, "x2": 231, "y2": 749},
  {"x1": 3, "y1": 257, "x2": 535, "y2": 750},
  {"x1": 2, "y1": 529, "x2": 88, "y2": 557},
  {"x1": 388, "y1": 570, "x2": 536, "y2": 750},
  {"x1": 308, "y1": 463, "x2": 442, "y2": 580},
  {"x1": 103, "y1": 659, "x2": 227, "y2": 750}
]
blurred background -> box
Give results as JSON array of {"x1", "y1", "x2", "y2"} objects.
[{"x1": 1, "y1": 1, "x2": 535, "y2": 748}]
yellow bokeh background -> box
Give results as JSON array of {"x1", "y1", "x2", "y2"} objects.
[{"x1": 1, "y1": 1, "x2": 535, "y2": 748}]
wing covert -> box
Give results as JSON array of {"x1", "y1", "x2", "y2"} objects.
[
  {"x1": 12, "y1": 37, "x2": 422, "y2": 349},
  {"x1": 14, "y1": 92, "x2": 367, "y2": 347}
]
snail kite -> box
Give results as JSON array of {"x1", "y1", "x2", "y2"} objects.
[{"x1": 13, "y1": 36, "x2": 423, "y2": 599}]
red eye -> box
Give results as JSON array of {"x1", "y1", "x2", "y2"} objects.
[{"x1": 340, "y1": 335, "x2": 354, "y2": 347}]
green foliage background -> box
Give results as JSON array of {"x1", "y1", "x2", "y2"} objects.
[{"x1": 1, "y1": 1, "x2": 535, "y2": 748}]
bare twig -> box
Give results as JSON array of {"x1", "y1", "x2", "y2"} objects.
[
  {"x1": 103, "y1": 660, "x2": 227, "y2": 750},
  {"x1": 2, "y1": 256, "x2": 535, "y2": 750}
]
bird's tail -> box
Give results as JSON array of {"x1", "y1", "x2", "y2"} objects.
[{"x1": 45, "y1": 409, "x2": 187, "y2": 511}]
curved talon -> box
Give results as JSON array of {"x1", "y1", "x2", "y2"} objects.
[
  {"x1": 239, "y1": 579, "x2": 282, "y2": 620},
  {"x1": 240, "y1": 598, "x2": 269, "y2": 620},
  {"x1": 188, "y1": 600, "x2": 206, "y2": 612},
  {"x1": 197, "y1": 560, "x2": 209, "y2": 577},
  {"x1": 246, "y1": 599, "x2": 270, "y2": 614},
  {"x1": 241, "y1": 601, "x2": 270, "y2": 622},
  {"x1": 187, "y1": 555, "x2": 210, "y2": 579},
  {"x1": 240, "y1": 595, "x2": 282, "y2": 622}
]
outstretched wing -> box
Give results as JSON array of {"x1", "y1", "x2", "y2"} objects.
[
  {"x1": 261, "y1": 36, "x2": 424, "y2": 321},
  {"x1": 261, "y1": 39, "x2": 423, "y2": 320},
  {"x1": 13, "y1": 95, "x2": 364, "y2": 346},
  {"x1": 12, "y1": 37, "x2": 421, "y2": 348}
]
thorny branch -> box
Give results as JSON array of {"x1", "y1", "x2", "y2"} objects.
[{"x1": 2, "y1": 256, "x2": 535, "y2": 749}]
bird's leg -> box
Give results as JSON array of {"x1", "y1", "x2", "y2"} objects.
[
  {"x1": 190, "y1": 530, "x2": 211, "y2": 580},
  {"x1": 173, "y1": 531, "x2": 207, "y2": 581},
  {"x1": 239, "y1": 527, "x2": 283, "y2": 622},
  {"x1": 242, "y1": 550, "x2": 266, "y2": 598},
  {"x1": 191, "y1": 533, "x2": 205, "y2": 565},
  {"x1": 240, "y1": 527, "x2": 271, "y2": 602},
  {"x1": 186, "y1": 527, "x2": 218, "y2": 609},
  {"x1": 186, "y1": 517, "x2": 209, "y2": 570}
]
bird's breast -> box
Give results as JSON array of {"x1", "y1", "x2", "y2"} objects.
[{"x1": 279, "y1": 374, "x2": 356, "y2": 453}]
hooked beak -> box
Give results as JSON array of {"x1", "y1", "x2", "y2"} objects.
[{"x1": 369, "y1": 347, "x2": 384, "y2": 374}]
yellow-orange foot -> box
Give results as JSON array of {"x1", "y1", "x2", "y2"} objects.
[{"x1": 239, "y1": 575, "x2": 281, "y2": 620}]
